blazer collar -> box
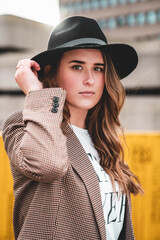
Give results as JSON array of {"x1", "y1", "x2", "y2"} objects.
[{"x1": 62, "y1": 123, "x2": 106, "y2": 240}]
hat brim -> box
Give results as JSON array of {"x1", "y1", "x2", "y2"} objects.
[{"x1": 31, "y1": 43, "x2": 138, "y2": 80}]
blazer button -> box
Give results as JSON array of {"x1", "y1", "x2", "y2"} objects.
[
  {"x1": 53, "y1": 102, "x2": 59, "y2": 108},
  {"x1": 53, "y1": 96, "x2": 59, "y2": 102},
  {"x1": 51, "y1": 107, "x2": 58, "y2": 113}
]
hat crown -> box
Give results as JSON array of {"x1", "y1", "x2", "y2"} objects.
[
  {"x1": 48, "y1": 16, "x2": 107, "y2": 50},
  {"x1": 32, "y1": 15, "x2": 138, "y2": 80}
]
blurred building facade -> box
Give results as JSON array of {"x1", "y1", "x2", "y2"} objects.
[
  {"x1": 59, "y1": 0, "x2": 160, "y2": 131},
  {"x1": 0, "y1": 15, "x2": 52, "y2": 129},
  {"x1": 0, "y1": 0, "x2": 160, "y2": 131},
  {"x1": 60, "y1": 0, "x2": 160, "y2": 42}
]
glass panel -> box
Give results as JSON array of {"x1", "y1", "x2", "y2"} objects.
[
  {"x1": 66, "y1": 3, "x2": 74, "y2": 13},
  {"x1": 74, "y1": 2, "x2": 83, "y2": 12},
  {"x1": 118, "y1": 0, "x2": 127, "y2": 5},
  {"x1": 126, "y1": 14, "x2": 136, "y2": 26},
  {"x1": 108, "y1": 0, "x2": 118, "y2": 7},
  {"x1": 146, "y1": 11, "x2": 157, "y2": 25},
  {"x1": 117, "y1": 15, "x2": 126, "y2": 26},
  {"x1": 128, "y1": 0, "x2": 137, "y2": 3},
  {"x1": 90, "y1": 0, "x2": 100, "y2": 10},
  {"x1": 82, "y1": 1, "x2": 91, "y2": 11},
  {"x1": 99, "y1": 0, "x2": 108, "y2": 8},
  {"x1": 136, "y1": 12, "x2": 146, "y2": 25},
  {"x1": 157, "y1": 10, "x2": 160, "y2": 22},
  {"x1": 106, "y1": 17, "x2": 117, "y2": 29}
]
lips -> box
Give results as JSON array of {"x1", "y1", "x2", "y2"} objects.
[{"x1": 79, "y1": 91, "x2": 95, "y2": 97}]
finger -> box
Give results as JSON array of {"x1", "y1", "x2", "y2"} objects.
[
  {"x1": 17, "y1": 59, "x2": 30, "y2": 67},
  {"x1": 16, "y1": 59, "x2": 40, "y2": 71},
  {"x1": 30, "y1": 60, "x2": 41, "y2": 70}
]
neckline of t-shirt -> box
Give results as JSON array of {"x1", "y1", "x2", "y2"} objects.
[{"x1": 70, "y1": 124, "x2": 89, "y2": 134}]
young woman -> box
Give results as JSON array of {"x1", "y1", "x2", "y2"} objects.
[{"x1": 2, "y1": 16, "x2": 143, "y2": 240}]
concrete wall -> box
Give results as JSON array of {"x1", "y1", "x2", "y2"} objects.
[
  {"x1": 120, "y1": 40, "x2": 160, "y2": 131},
  {"x1": 0, "y1": 15, "x2": 52, "y2": 129},
  {"x1": 0, "y1": 15, "x2": 52, "y2": 90}
]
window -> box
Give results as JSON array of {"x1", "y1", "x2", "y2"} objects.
[
  {"x1": 126, "y1": 14, "x2": 136, "y2": 26},
  {"x1": 106, "y1": 17, "x2": 117, "y2": 29},
  {"x1": 136, "y1": 12, "x2": 146, "y2": 25},
  {"x1": 146, "y1": 11, "x2": 157, "y2": 25},
  {"x1": 90, "y1": 0, "x2": 100, "y2": 10}
]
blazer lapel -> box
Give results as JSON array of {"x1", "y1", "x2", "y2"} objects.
[{"x1": 63, "y1": 123, "x2": 106, "y2": 240}]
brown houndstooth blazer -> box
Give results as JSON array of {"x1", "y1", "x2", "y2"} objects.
[{"x1": 2, "y1": 88, "x2": 135, "y2": 240}]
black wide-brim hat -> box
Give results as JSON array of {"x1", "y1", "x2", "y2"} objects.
[{"x1": 32, "y1": 16, "x2": 138, "y2": 80}]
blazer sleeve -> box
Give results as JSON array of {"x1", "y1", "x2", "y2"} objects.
[{"x1": 2, "y1": 88, "x2": 69, "y2": 183}]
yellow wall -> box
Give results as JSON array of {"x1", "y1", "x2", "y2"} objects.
[
  {"x1": 0, "y1": 135, "x2": 14, "y2": 240},
  {"x1": 0, "y1": 133, "x2": 160, "y2": 240},
  {"x1": 124, "y1": 133, "x2": 160, "y2": 240}
]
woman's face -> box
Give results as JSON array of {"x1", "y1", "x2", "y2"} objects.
[{"x1": 56, "y1": 49, "x2": 105, "y2": 115}]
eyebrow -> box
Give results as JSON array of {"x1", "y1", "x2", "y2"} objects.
[{"x1": 69, "y1": 60, "x2": 105, "y2": 66}]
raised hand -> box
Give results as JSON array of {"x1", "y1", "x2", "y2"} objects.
[{"x1": 15, "y1": 59, "x2": 43, "y2": 95}]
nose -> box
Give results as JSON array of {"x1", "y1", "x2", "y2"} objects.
[{"x1": 83, "y1": 70, "x2": 95, "y2": 86}]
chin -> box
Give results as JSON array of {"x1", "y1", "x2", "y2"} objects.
[
  {"x1": 67, "y1": 99, "x2": 100, "y2": 112},
  {"x1": 80, "y1": 103, "x2": 97, "y2": 110}
]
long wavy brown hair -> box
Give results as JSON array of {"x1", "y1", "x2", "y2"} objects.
[{"x1": 41, "y1": 50, "x2": 143, "y2": 196}]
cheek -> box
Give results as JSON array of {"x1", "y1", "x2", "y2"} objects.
[
  {"x1": 59, "y1": 73, "x2": 79, "y2": 92},
  {"x1": 61, "y1": 79, "x2": 77, "y2": 92},
  {"x1": 57, "y1": 71, "x2": 69, "y2": 89}
]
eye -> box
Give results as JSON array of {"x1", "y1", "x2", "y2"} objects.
[
  {"x1": 94, "y1": 66, "x2": 104, "y2": 72},
  {"x1": 72, "y1": 65, "x2": 83, "y2": 70}
]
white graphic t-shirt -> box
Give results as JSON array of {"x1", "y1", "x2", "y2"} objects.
[{"x1": 71, "y1": 125, "x2": 126, "y2": 240}]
